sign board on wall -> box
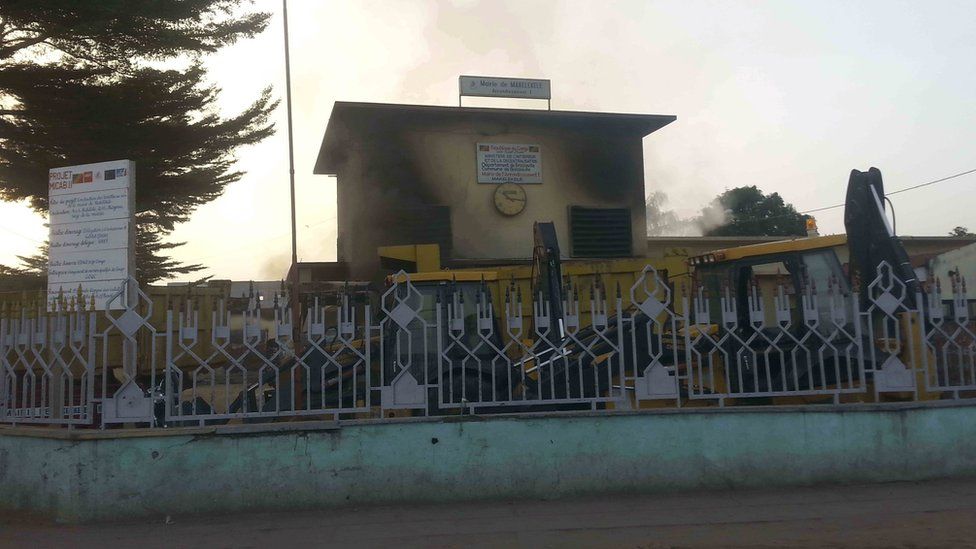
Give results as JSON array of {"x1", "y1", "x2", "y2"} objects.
[
  {"x1": 459, "y1": 76, "x2": 551, "y2": 100},
  {"x1": 48, "y1": 160, "x2": 135, "y2": 310},
  {"x1": 476, "y1": 143, "x2": 542, "y2": 184}
]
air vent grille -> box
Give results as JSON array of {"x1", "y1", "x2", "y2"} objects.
[{"x1": 569, "y1": 206, "x2": 632, "y2": 258}]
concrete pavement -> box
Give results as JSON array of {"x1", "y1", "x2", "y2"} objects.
[{"x1": 3, "y1": 478, "x2": 976, "y2": 548}]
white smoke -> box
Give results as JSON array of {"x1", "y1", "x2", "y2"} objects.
[
  {"x1": 259, "y1": 251, "x2": 291, "y2": 280},
  {"x1": 645, "y1": 190, "x2": 728, "y2": 236}
]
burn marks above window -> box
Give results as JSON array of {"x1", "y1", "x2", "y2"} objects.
[
  {"x1": 383, "y1": 206, "x2": 453, "y2": 258},
  {"x1": 569, "y1": 206, "x2": 632, "y2": 258}
]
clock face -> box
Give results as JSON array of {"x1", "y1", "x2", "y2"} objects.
[{"x1": 493, "y1": 183, "x2": 527, "y2": 216}]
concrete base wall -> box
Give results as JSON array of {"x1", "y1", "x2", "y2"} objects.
[{"x1": 2, "y1": 403, "x2": 976, "y2": 523}]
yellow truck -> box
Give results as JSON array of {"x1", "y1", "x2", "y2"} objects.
[
  {"x1": 4, "y1": 168, "x2": 955, "y2": 426},
  {"x1": 151, "y1": 167, "x2": 954, "y2": 423},
  {"x1": 672, "y1": 167, "x2": 941, "y2": 406}
]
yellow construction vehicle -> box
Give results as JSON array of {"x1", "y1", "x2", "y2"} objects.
[
  {"x1": 156, "y1": 167, "x2": 943, "y2": 422},
  {"x1": 361, "y1": 167, "x2": 935, "y2": 410},
  {"x1": 4, "y1": 167, "x2": 949, "y2": 426},
  {"x1": 370, "y1": 222, "x2": 689, "y2": 412},
  {"x1": 674, "y1": 167, "x2": 938, "y2": 406}
]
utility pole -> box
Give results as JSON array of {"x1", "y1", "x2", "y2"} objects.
[
  {"x1": 283, "y1": 0, "x2": 298, "y2": 268},
  {"x1": 282, "y1": 0, "x2": 303, "y2": 410}
]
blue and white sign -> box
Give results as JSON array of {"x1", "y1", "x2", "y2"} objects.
[
  {"x1": 47, "y1": 160, "x2": 135, "y2": 310},
  {"x1": 477, "y1": 143, "x2": 543, "y2": 184}
]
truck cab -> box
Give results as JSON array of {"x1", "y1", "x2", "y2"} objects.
[{"x1": 689, "y1": 234, "x2": 850, "y2": 327}]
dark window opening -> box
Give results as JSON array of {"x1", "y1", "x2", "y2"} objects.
[{"x1": 381, "y1": 205, "x2": 452, "y2": 258}]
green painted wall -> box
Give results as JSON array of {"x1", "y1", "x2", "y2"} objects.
[{"x1": 2, "y1": 403, "x2": 976, "y2": 522}]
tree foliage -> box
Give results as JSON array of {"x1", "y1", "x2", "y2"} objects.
[
  {"x1": 0, "y1": 1, "x2": 268, "y2": 70},
  {"x1": 699, "y1": 186, "x2": 809, "y2": 237},
  {"x1": 645, "y1": 191, "x2": 690, "y2": 236},
  {"x1": 0, "y1": 1, "x2": 276, "y2": 282},
  {"x1": 949, "y1": 226, "x2": 974, "y2": 237}
]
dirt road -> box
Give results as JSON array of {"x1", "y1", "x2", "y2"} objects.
[{"x1": 3, "y1": 478, "x2": 976, "y2": 548}]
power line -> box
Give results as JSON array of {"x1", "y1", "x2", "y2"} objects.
[
  {"x1": 191, "y1": 214, "x2": 337, "y2": 262},
  {"x1": 195, "y1": 167, "x2": 976, "y2": 263},
  {"x1": 799, "y1": 167, "x2": 976, "y2": 215},
  {"x1": 194, "y1": 231, "x2": 291, "y2": 262},
  {"x1": 800, "y1": 202, "x2": 844, "y2": 214},
  {"x1": 0, "y1": 222, "x2": 45, "y2": 246},
  {"x1": 886, "y1": 167, "x2": 976, "y2": 197}
]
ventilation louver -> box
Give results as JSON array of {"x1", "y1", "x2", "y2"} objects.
[{"x1": 569, "y1": 206, "x2": 632, "y2": 258}]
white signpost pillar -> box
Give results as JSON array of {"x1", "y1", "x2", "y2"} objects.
[
  {"x1": 48, "y1": 160, "x2": 148, "y2": 424},
  {"x1": 47, "y1": 160, "x2": 134, "y2": 420},
  {"x1": 47, "y1": 159, "x2": 136, "y2": 311}
]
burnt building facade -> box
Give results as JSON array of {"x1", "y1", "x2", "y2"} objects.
[{"x1": 314, "y1": 102, "x2": 675, "y2": 280}]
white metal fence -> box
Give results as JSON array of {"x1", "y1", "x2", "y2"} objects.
[
  {"x1": 0, "y1": 305, "x2": 95, "y2": 424},
  {"x1": 1, "y1": 261, "x2": 975, "y2": 428},
  {"x1": 923, "y1": 272, "x2": 976, "y2": 396}
]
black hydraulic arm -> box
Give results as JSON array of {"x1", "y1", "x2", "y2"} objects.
[
  {"x1": 844, "y1": 167, "x2": 919, "y2": 306},
  {"x1": 533, "y1": 221, "x2": 565, "y2": 342}
]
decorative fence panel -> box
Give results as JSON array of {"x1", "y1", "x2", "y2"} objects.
[
  {"x1": 861, "y1": 263, "x2": 924, "y2": 399},
  {"x1": 1, "y1": 261, "x2": 975, "y2": 428},
  {"x1": 624, "y1": 266, "x2": 681, "y2": 405},
  {"x1": 98, "y1": 278, "x2": 162, "y2": 426},
  {"x1": 426, "y1": 278, "x2": 625, "y2": 411},
  {"x1": 923, "y1": 273, "x2": 976, "y2": 395},
  {"x1": 0, "y1": 303, "x2": 95, "y2": 425},
  {"x1": 682, "y1": 281, "x2": 867, "y2": 405},
  {"x1": 165, "y1": 290, "x2": 375, "y2": 425}
]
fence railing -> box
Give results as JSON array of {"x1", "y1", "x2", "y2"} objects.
[
  {"x1": 1, "y1": 260, "x2": 975, "y2": 428},
  {"x1": 0, "y1": 304, "x2": 95, "y2": 424},
  {"x1": 924, "y1": 273, "x2": 976, "y2": 396}
]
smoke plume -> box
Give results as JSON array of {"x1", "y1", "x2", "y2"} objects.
[{"x1": 645, "y1": 191, "x2": 728, "y2": 236}]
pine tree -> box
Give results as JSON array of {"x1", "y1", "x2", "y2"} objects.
[{"x1": 0, "y1": 1, "x2": 277, "y2": 283}]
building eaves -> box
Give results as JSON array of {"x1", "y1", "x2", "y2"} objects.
[{"x1": 314, "y1": 101, "x2": 676, "y2": 174}]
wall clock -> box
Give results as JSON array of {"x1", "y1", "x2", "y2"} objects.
[{"x1": 493, "y1": 183, "x2": 527, "y2": 216}]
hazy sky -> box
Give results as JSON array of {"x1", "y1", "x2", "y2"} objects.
[{"x1": 2, "y1": 0, "x2": 974, "y2": 281}]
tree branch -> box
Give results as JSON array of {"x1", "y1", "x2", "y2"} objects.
[
  {"x1": 0, "y1": 33, "x2": 50, "y2": 59},
  {"x1": 39, "y1": 39, "x2": 133, "y2": 77}
]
